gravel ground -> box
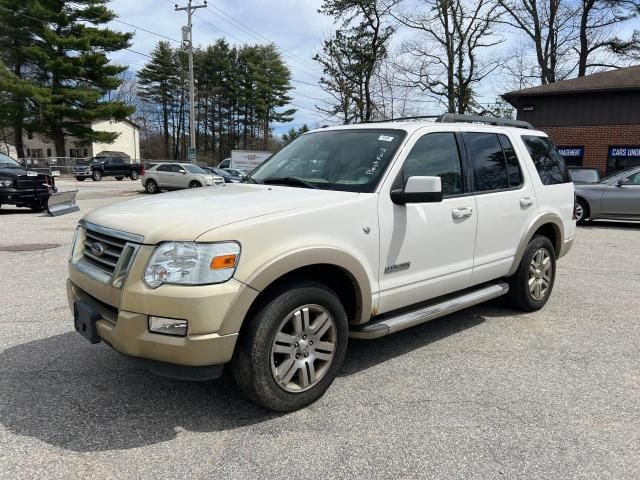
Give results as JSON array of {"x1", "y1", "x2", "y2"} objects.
[{"x1": 1, "y1": 182, "x2": 639, "y2": 479}]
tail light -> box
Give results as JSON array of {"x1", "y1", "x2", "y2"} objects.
[{"x1": 140, "y1": 164, "x2": 145, "y2": 176}]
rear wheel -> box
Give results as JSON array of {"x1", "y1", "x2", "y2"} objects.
[
  {"x1": 145, "y1": 179, "x2": 158, "y2": 194},
  {"x1": 130, "y1": 170, "x2": 139, "y2": 181},
  {"x1": 232, "y1": 281, "x2": 348, "y2": 411},
  {"x1": 92, "y1": 170, "x2": 102, "y2": 181},
  {"x1": 575, "y1": 198, "x2": 589, "y2": 225},
  {"x1": 189, "y1": 181, "x2": 201, "y2": 188},
  {"x1": 507, "y1": 235, "x2": 556, "y2": 312}
]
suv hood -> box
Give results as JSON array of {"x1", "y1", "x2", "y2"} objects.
[{"x1": 83, "y1": 184, "x2": 360, "y2": 243}]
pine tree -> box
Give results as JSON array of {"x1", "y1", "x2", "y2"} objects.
[{"x1": 25, "y1": 0, "x2": 135, "y2": 156}]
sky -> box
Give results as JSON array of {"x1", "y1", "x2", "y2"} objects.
[{"x1": 107, "y1": 0, "x2": 337, "y2": 133}]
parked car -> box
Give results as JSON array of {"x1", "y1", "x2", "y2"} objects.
[
  {"x1": 0, "y1": 152, "x2": 55, "y2": 212},
  {"x1": 568, "y1": 166, "x2": 601, "y2": 184},
  {"x1": 67, "y1": 114, "x2": 575, "y2": 411},
  {"x1": 141, "y1": 162, "x2": 224, "y2": 193},
  {"x1": 74, "y1": 156, "x2": 144, "y2": 182},
  {"x1": 574, "y1": 167, "x2": 640, "y2": 223},
  {"x1": 201, "y1": 167, "x2": 243, "y2": 183},
  {"x1": 224, "y1": 168, "x2": 247, "y2": 179}
]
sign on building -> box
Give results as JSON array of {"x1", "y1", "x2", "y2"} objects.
[
  {"x1": 607, "y1": 145, "x2": 640, "y2": 174},
  {"x1": 557, "y1": 146, "x2": 584, "y2": 166}
]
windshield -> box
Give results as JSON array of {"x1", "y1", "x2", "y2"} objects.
[
  {"x1": 250, "y1": 129, "x2": 406, "y2": 192},
  {"x1": 569, "y1": 169, "x2": 600, "y2": 183},
  {"x1": 0, "y1": 152, "x2": 20, "y2": 166},
  {"x1": 600, "y1": 168, "x2": 636, "y2": 184},
  {"x1": 212, "y1": 168, "x2": 227, "y2": 176},
  {"x1": 184, "y1": 164, "x2": 206, "y2": 174}
]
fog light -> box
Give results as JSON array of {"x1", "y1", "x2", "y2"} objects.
[{"x1": 149, "y1": 316, "x2": 187, "y2": 336}]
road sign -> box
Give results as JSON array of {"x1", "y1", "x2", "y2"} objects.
[{"x1": 187, "y1": 147, "x2": 196, "y2": 162}]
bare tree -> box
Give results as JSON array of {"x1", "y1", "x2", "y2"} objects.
[
  {"x1": 497, "y1": 0, "x2": 577, "y2": 84},
  {"x1": 394, "y1": 0, "x2": 504, "y2": 114},
  {"x1": 576, "y1": 0, "x2": 640, "y2": 76}
]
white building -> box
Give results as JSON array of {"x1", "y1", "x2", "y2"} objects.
[{"x1": 1, "y1": 119, "x2": 140, "y2": 161}]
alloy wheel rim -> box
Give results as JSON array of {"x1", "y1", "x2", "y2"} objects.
[
  {"x1": 575, "y1": 203, "x2": 583, "y2": 221},
  {"x1": 528, "y1": 248, "x2": 552, "y2": 301},
  {"x1": 270, "y1": 304, "x2": 337, "y2": 393}
]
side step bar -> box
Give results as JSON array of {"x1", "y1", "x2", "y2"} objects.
[{"x1": 350, "y1": 283, "x2": 509, "y2": 339}]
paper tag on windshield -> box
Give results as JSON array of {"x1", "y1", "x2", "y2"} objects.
[
  {"x1": 27, "y1": 171, "x2": 37, "y2": 176},
  {"x1": 378, "y1": 135, "x2": 394, "y2": 142}
]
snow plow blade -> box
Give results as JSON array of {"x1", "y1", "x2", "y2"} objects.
[{"x1": 46, "y1": 190, "x2": 79, "y2": 216}]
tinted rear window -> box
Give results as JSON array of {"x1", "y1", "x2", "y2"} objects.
[
  {"x1": 463, "y1": 132, "x2": 509, "y2": 192},
  {"x1": 522, "y1": 136, "x2": 571, "y2": 185}
]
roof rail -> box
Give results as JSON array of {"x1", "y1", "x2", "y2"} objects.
[
  {"x1": 436, "y1": 113, "x2": 534, "y2": 130},
  {"x1": 360, "y1": 115, "x2": 440, "y2": 124}
]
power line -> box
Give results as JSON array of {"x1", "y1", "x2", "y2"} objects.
[{"x1": 112, "y1": 18, "x2": 181, "y2": 44}]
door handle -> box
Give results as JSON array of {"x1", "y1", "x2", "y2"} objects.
[
  {"x1": 452, "y1": 207, "x2": 473, "y2": 219},
  {"x1": 520, "y1": 197, "x2": 534, "y2": 208}
]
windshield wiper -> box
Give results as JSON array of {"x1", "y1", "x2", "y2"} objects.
[
  {"x1": 243, "y1": 175, "x2": 260, "y2": 184},
  {"x1": 262, "y1": 177, "x2": 318, "y2": 189}
]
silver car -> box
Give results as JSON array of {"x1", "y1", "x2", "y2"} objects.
[
  {"x1": 141, "y1": 162, "x2": 224, "y2": 194},
  {"x1": 575, "y1": 167, "x2": 640, "y2": 224}
]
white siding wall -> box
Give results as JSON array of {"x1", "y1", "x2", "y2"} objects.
[{"x1": 90, "y1": 120, "x2": 141, "y2": 161}]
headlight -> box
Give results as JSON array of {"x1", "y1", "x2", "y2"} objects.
[
  {"x1": 0, "y1": 177, "x2": 12, "y2": 188},
  {"x1": 144, "y1": 241, "x2": 240, "y2": 288}
]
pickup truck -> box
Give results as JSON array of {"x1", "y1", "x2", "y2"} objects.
[
  {"x1": 0, "y1": 152, "x2": 55, "y2": 211},
  {"x1": 73, "y1": 156, "x2": 144, "y2": 182},
  {"x1": 67, "y1": 114, "x2": 576, "y2": 411}
]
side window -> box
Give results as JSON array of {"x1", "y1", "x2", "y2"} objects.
[
  {"x1": 522, "y1": 136, "x2": 570, "y2": 185},
  {"x1": 498, "y1": 134, "x2": 523, "y2": 187},
  {"x1": 626, "y1": 172, "x2": 640, "y2": 185},
  {"x1": 463, "y1": 132, "x2": 508, "y2": 192},
  {"x1": 395, "y1": 132, "x2": 463, "y2": 197},
  {"x1": 172, "y1": 165, "x2": 186, "y2": 173},
  {"x1": 157, "y1": 164, "x2": 172, "y2": 172},
  {"x1": 111, "y1": 158, "x2": 123, "y2": 165}
]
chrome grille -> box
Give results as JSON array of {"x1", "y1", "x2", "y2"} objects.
[{"x1": 82, "y1": 227, "x2": 128, "y2": 274}]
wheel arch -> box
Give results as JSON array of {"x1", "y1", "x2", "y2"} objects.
[
  {"x1": 219, "y1": 248, "x2": 373, "y2": 336},
  {"x1": 507, "y1": 213, "x2": 564, "y2": 277}
]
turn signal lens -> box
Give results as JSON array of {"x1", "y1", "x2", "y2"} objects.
[{"x1": 211, "y1": 254, "x2": 238, "y2": 270}]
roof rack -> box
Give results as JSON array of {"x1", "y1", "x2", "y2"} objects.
[
  {"x1": 435, "y1": 113, "x2": 535, "y2": 130},
  {"x1": 361, "y1": 113, "x2": 534, "y2": 130}
]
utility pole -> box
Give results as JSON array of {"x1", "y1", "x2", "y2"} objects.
[{"x1": 175, "y1": 0, "x2": 207, "y2": 163}]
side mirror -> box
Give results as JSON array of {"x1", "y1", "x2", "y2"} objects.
[
  {"x1": 617, "y1": 178, "x2": 631, "y2": 187},
  {"x1": 391, "y1": 176, "x2": 443, "y2": 205},
  {"x1": 179, "y1": 170, "x2": 186, "y2": 174}
]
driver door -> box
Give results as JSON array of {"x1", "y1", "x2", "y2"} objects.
[
  {"x1": 602, "y1": 170, "x2": 640, "y2": 216},
  {"x1": 377, "y1": 130, "x2": 477, "y2": 313}
]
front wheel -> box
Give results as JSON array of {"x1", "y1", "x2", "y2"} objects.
[
  {"x1": 115, "y1": 176, "x2": 124, "y2": 181},
  {"x1": 92, "y1": 170, "x2": 102, "y2": 181},
  {"x1": 575, "y1": 198, "x2": 589, "y2": 225},
  {"x1": 188, "y1": 181, "x2": 202, "y2": 188},
  {"x1": 75, "y1": 177, "x2": 85, "y2": 182},
  {"x1": 145, "y1": 179, "x2": 158, "y2": 194},
  {"x1": 232, "y1": 281, "x2": 348, "y2": 411},
  {"x1": 130, "y1": 170, "x2": 139, "y2": 181},
  {"x1": 507, "y1": 235, "x2": 556, "y2": 312}
]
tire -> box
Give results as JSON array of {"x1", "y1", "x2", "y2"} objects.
[
  {"x1": 75, "y1": 177, "x2": 85, "y2": 182},
  {"x1": 145, "y1": 179, "x2": 159, "y2": 194},
  {"x1": 507, "y1": 235, "x2": 556, "y2": 312},
  {"x1": 189, "y1": 181, "x2": 202, "y2": 188},
  {"x1": 575, "y1": 198, "x2": 589, "y2": 225},
  {"x1": 232, "y1": 281, "x2": 348, "y2": 412},
  {"x1": 30, "y1": 200, "x2": 46, "y2": 213},
  {"x1": 115, "y1": 176, "x2": 124, "y2": 181},
  {"x1": 130, "y1": 170, "x2": 139, "y2": 181},
  {"x1": 92, "y1": 170, "x2": 102, "y2": 181}
]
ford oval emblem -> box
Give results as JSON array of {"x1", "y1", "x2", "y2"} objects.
[{"x1": 90, "y1": 242, "x2": 106, "y2": 257}]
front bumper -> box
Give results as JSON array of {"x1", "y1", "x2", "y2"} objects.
[
  {"x1": 67, "y1": 275, "x2": 247, "y2": 378},
  {"x1": 0, "y1": 187, "x2": 50, "y2": 206}
]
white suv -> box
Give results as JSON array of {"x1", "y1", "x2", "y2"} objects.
[{"x1": 67, "y1": 114, "x2": 575, "y2": 411}]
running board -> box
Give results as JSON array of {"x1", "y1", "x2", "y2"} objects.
[{"x1": 350, "y1": 283, "x2": 509, "y2": 339}]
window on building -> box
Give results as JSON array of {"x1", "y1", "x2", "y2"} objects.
[
  {"x1": 522, "y1": 136, "x2": 570, "y2": 185},
  {"x1": 30, "y1": 149, "x2": 43, "y2": 158},
  {"x1": 46, "y1": 148, "x2": 52, "y2": 157},
  {"x1": 463, "y1": 132, "x2": 509, "y2": 192},
  {"x1": 394, "y1": 132, "x2": 464, "y2": 197},
  {"x1": 27, "y1": 131, "x2": 33, "y2": 140}
]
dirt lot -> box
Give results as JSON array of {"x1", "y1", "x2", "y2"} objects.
[{"x1": 1, "y1": 181, "x2": 639, "y2": 479}]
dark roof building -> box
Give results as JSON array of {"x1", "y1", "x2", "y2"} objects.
[{"x1": 503, "y1": 65, "x2": 640, "y2": 175}]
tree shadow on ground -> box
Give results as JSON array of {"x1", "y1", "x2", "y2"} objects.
[{"x1": 0, "y1": 299, "x2": 512, "y2": 452}]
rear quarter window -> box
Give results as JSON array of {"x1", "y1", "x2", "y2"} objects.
[{"x1": 522, "y1": 136, "x2": 571, "y2": 185}]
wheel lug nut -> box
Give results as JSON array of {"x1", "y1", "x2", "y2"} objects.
[
  {"x1": 294, "y1": 342, "x2": 299, "y2": 347},
  {"x1": 309, "y1": 340, "x2": 313, "y2": 345},
  {"x1": 302, "y1": 335, "x2": 307, "y2": 340},
  {"x1": 295, "y1": 354, "x2": 300, "y2": 359},
  {"x1": 304, "y1": 353, "x2": 309, "y2": 357}
]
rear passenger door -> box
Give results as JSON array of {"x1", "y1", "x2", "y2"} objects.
[
  {"x1": 155, "y1": 164, "x2": 175, "y2": 188},
  {"x1": 462, "y1": 131, "x2": 538, "y2": 284}
]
